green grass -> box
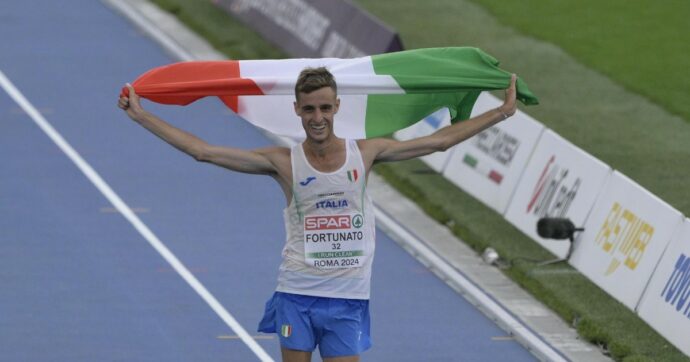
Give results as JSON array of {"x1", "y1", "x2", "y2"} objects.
[
  {"x1": 147, "y1": 0, "x2": 689, "y2": 360},
  {"x1": 355, "y1": 0, "x2": 690, "y2": 123},
  {"x1": 466, "y1": 0, "x2": 690, "y2": 124},
  {"x1": 150, "y1": 0, "x2": 285, "y2": 59}
]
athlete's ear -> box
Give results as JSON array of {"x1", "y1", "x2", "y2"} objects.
[
  {"x1": 293, "y1": 100, "x2": 300, "y2": 116},
  {"x1": 334, "y1": 97, "x2": 340, "y2": 115}
]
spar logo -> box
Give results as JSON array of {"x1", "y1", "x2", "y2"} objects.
[
  {"x1": 594, "y1": 202, "x2": 654, "y2": 276},
  {"x1": 659, "y1": 253, "x2": 690, "y2": 318},
  {"x1": 526, "y1": 155, "x2": 580, "y2": 218},
  {"x1": 305, "y1": 214, "x2": 363, "y2": 230}
]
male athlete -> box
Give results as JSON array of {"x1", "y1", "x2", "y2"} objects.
[{"x1": 119, "y1": 68, "x2": 517, "y2": 362}]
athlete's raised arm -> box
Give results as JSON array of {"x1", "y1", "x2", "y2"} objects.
[
  {"x1": 359, "y1": 74, "x2": 517, "y2": 168},
  {"x1": 118, "y1": 84, "x2": 289, "y2": 176}
]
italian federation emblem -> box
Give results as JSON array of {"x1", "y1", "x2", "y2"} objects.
[
  {"x1": 347, "y1": 169, "x2": 359, "y2": 182},
  {"x1": 281, "y1": 324, "x2": 292, "y2": 338}
]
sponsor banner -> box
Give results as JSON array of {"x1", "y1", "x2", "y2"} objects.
[
  {"x1": 442, "y1": 92, "x2": 545, "y2": 213},
  {"x1": 212, "y1": 0, "x2": 403, "y2": 58},
  {"x1": 504, "y1": 129, "x2": 612, "y2": 258},
  {"x1": 569, "y1": 171, "x2": 684, "y2": 310},
  {"x1": 637, "y1": 219, "x2": 690, "y2": 356},
  {"x1": 394, "y1": 108, "x2": 452, "y2": 172}
]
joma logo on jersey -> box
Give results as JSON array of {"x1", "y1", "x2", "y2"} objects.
[
  {"x1": 595, "y1": 202, "x2": 654, "y2": 276},
  {"x1": 305, "y1": 215, "x2": 351, "y2": 230},
  {"x1": 299, "y1": 176, "x2": 316, "y2": 186}
]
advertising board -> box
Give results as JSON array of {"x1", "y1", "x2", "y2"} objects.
[
  {"x1": 636, "y1": 219, "x2": 690, "y2": 356},
  {"x1": 442, "y1": 93, "x2": 545, "y2": 213},
  {"x1": 504, "y1": 130, "x2": 611, "y2": 259},
  {"x1": 569, "y1": 171, "x2": 684, "y2": 309}
]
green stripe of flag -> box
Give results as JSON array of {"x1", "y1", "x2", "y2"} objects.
[{"x1": 365, "y1": 47, "x2": 538, "y2": 138}]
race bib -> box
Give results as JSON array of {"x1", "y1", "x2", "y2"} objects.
[{"x1": 304, "y1": 213, "x2": 366, "y2": 269}]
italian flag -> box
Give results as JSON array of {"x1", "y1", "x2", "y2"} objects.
[{"x1": 123, "y1": 47, "x2": 538, "y2": 140}]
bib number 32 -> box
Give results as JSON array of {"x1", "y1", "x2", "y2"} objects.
[{"x1": 304, "y1": 213, "x2": 365, "y2": 269}]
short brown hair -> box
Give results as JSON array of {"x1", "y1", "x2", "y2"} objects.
[{"x1": 295, "y1": 67, "x2": 337, "y2": 99}]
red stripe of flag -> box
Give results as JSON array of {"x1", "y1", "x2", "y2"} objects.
[{"x1": 121, "y1": 61, "x2": 264, "y2": 113}]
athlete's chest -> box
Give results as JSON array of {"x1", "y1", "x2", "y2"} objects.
[
  {"x1": 293, "y1": 167, "x2": 363, "y2": 200},
  {"x1": 302, "y1": 149, "x2": 346, "y2": 174}
]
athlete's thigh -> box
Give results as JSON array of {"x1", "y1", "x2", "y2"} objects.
[
  {"x1": 281, "y1": 348, "x2": 312, "y2": 362},
  {"x1": 323, "y1": 355, "x2": 359, "y2": 362},
  {"x1": 318, "y1": 299, "x2": 371, "y2": 358},
  {"x1": 275, "y1": 293, "x2": 318, "y2": 352}
]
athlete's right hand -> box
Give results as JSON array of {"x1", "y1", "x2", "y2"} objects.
[{"x1": 118, "y1": 83, "x2": 144, "y2": 120}]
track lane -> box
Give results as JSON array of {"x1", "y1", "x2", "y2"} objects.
[{"x1": 0, "y1": 1, "x2": 538, "y2": 360}]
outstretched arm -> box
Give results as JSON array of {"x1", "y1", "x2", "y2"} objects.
[
  {"x1": 118, "y1": 84, "x2": 287, "y2": 175},
  {"x1": 359, "y1": 74, "x2": 518, "y2": 165}
]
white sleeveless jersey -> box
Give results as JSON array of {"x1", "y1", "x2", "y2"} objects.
[{"x1": 276, "y1": 139, "x2": 376, "y2": 300}]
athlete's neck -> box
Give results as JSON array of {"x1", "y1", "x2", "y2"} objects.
[
  {"x1": 302, "y1": 137, "x2": 345, "y2": 173},
  {"x1": 303, "y1": 136, "x2": 343, "y2": 158}
]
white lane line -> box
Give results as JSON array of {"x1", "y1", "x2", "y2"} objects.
[{"x1": 0, "y1": 70, "x2": 274, "y2": 362}]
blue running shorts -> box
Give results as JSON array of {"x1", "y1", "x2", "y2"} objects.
[{"x1": 258, "y1": 292, "x2": 371, "y2": 357}]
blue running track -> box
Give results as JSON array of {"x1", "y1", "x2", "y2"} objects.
[{"x1": 0, "y1": 1, "x2": 538, "y2": 361}]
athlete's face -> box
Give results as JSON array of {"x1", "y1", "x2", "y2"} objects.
[{"x1": 294, "y1": 87, "x2": 339, "y2": 143}]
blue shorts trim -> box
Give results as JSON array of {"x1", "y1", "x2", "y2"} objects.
[{"x1": 258, "y1": 292, "x2": 371, "y2": 357}]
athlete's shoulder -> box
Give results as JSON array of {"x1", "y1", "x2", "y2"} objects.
[
  {"x1": 355, "y1": 138, "x2": 372, "y2": 151},
  {"x1": 356, "y1": 137, "x2": 393, "y2": 155},
  {"x1": 254, "y1": 146, "x2": 291, "y2": 165},
  {"x1": 255, "y1": 146, "x2": 290, "y2": 156}
]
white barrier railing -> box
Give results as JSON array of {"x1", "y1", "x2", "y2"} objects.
[{"x1": 394, "y1": 92, "x2": 689, "y2": 356}]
